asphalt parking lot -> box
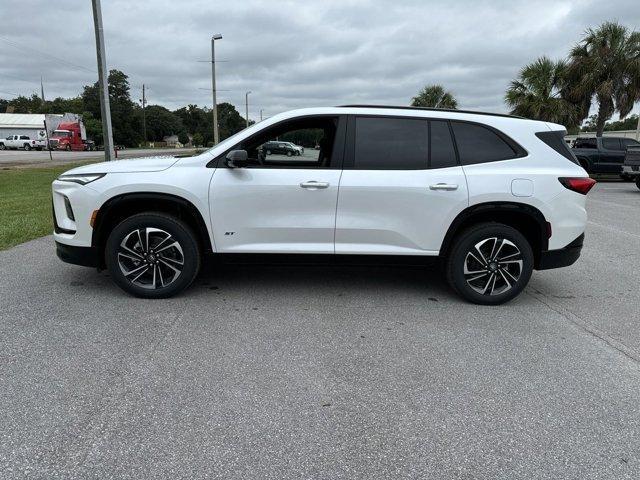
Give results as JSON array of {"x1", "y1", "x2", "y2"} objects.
[{"x1": 1, "y1": 181, "x2": 640, "y2": 479}]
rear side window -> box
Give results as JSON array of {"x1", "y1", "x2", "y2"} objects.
[
  {"x1": 602, "y1": 138, "x2": 622, "y2": 150},
  {"x1": 429, "y1": 120, "x2": 457, "y2": 169},
  {"x1": 574, "y1": 138, "x2": 597, "y2": 149},
  {"x1": 622, "y1": 138, "x2": 640, "y2": 149},
  {"x1": 536, "y1": 130, "x2": 578, "y2": 164},
  {"x1": 354, "y1": 117, "x2": 428, "y2": 169},
  {"x1": 450, "y1": 122, "x2": 519, "y2": 165}
]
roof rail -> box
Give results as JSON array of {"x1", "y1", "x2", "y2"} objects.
[{"x1": 338, "y1": 104, "x2": 524, "y2": 119}]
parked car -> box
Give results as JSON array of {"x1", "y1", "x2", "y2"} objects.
[
  {"x1": 262, "y1": 141, "x2": 300, "y2": 156},
  {"x1": 0, "y1": 135, "x2": 46, "y2": 151},
  {"x1": 571, "y1": 136, "x2": 640, "y2": 176},
  {"x1": 622, "y1": 145, "x2": 640, "y2": 190},
  {"x1": 283, "y1": 141, "x2": 304, "y2": 155},
  {"x1": 52, "y1": 106, "x2": 594, "y2": 305},
  {"x1": 83, "y1": 140, "x2": 96, "y2": 151}
]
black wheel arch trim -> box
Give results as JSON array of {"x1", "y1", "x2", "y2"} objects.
[
  {"x1": 440, "y1": 201, "x2": 549, "y2": 266},
  {"x1": 91, "y1": 192, "x2": 213, "y2": 259}
]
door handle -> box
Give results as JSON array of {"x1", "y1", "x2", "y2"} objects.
[
  {"x1": 429, "y1": 183, "x2": 459, "y2": 191},
  {"x1": 300, "y1": 181, "x2": 330, "y2": 189}
]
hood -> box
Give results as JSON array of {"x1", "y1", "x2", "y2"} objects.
[{"x1": 63, "y1": 156, "x2": 180, "y2": 174}]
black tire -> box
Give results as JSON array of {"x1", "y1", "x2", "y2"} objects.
[
  {"x1": 445, "y1": 223, "x2": 534, "y2": 305},
  {"x1": 266, "y1": 149, "x2": 271, "y2": 155},
  {"x1": 66, "y1": 144, "x2": 71, "y2": 151},
  {"x1": 24, "y1": 144, "x2": 31, "y2": 151},
  {"x1": 105, "y1": 213, "x2": 201, "y2": 299},
  {"x1": 286, "y1": 151, "x2": 292, "y2": 157},
  {"x1": 0, "y1": 144, "x2": 5, "y2": 150},
  {"x1": 636, "y1": 177, "x2": 640, "y2": 190}
]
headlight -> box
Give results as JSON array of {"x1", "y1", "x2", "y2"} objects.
[{"x1": 57, "y1": 173, "x2": 106, "y2": 185}]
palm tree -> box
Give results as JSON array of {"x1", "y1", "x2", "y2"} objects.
[
  {"x1": 411, "y1": 84, "x2": 458, "y2": 109},
  {"x1": 566, "y1": 22, "x2": 640, "y2": 136},
  {"x1": 505, "y1": 56, "x2": 579, "y2": 127}
]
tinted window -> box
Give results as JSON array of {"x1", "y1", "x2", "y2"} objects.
[
  {"x1": 20, "y1": 135, "x2": 30, "y2": 140},
  {"x1": 536, "y1": 130, "x2": 578, "y2": 164},
  {"x1": 429, "y1": 120, "x2": 457, "y2": 168},
  {"x1": 602, "y1": 138, "x2": 622, "y2": 150},
  {"x1": 354, "y1": 117, "x2": 428, "y2": 170},
  {"x1": 621, "y1": 138, "x2": 640, "y2": 149},
  {"x1": 574, "y1": 138, "x2": 597, "y2": 149},
  {"x1": 451, "y1": 122, "x2": 517, "y2": 165}
]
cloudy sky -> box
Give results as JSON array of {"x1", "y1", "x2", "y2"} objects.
[{"x1": 0, "y1": 0, "x2": 638, "y2": 121}]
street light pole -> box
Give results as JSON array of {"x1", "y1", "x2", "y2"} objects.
[
  {"x1": 211, "y1": 34, "x2": 222, "y2": 145},
  {"x1": 260, "y1": 109, "x2": 263, "y2": 122},
  {"x1": 141, "y1": 83, "x2": 147, "y2": 146},
  {"x1": 91, "y1": 0, "x2": 115, "y2": 161},
  {"x1": 245, "y1": 91, "x2": 251, "y2": 128}
]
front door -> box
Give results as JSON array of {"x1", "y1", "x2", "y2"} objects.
[
  {"x1": 335, "y1": 116, "x2": 468, "y2": 255},
  {"x1": 209, "y1": 115, "x2": 346, "y2": 253}
]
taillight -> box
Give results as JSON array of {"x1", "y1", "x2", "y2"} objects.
[{"x1": 558, "y1": 177, "x2": 596, "y2": 195}]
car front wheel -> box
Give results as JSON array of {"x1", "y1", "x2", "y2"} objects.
[
  {"x1": 105, "y1": 213, "x2": 201, "y2": 298},
  {"x1": 636, "y1": 177, "x2": 640, "y2": 190},
  {"x1": 445, "y1": 223, "x2": 533, "y2": 305}
]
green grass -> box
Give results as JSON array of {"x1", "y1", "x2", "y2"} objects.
[{"x1": 0, "y1": 163, "x2": 91, "y2": 250}]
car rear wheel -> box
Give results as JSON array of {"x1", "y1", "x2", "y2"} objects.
[
  {"x1": 287, "y1": 151, "x2": 292, "y2": 156},
  {"x1": 445, "y1": 223, "x2": 534, "y2": 305},
  {"x1": 105, "y1": 213, "x2": 201, "y2": 298},
  {"x1": 636, "y1": 177, "x2": 640, "y2": 190},
  {"x1": 24, "y1": 144, "x2": 31, "y2": 151}
]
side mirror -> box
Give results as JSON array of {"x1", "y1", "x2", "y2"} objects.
[{"x1": 225, "y1": 149, "x2": 248, "y2": 168}]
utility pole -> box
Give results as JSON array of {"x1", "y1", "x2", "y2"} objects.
[
  {"x1": 141, "y1": 84, "x2": 147, "y2": 146},
  {"x1": 40, "y1": 76, "x2": 45, "y2": 103},
  {"x1": 245, "y1": 91, "x2": 251, "y2": 128},
  {"x1": 635, "y1": 112, "x2": 640, "y2": 141},
  {"x1": 260, "y1": 109, "x2": 263, "y2": 121},
  {"x1": 91, "y1": 0, "x2": 115, "y2": 161},
  {"x1": 211, "y1": 34, "x2": 222, "y2": 145}
]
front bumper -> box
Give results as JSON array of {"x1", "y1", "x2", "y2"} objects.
[
  {"x1": 56, "y1": 241, "x2": 99, "y2": 267},
  {"x1": 536, "y1": 233, "x2": 584, "y2": 270}
]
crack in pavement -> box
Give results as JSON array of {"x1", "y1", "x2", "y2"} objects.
[{"x1": 526, "y1": 289, "x2": 640, "y2": 365}]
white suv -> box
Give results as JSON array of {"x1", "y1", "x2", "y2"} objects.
[{"x1": 52, "y1": 106, "x2": 594, "y2": 304}]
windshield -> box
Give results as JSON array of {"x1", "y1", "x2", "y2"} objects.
[{"x1": 53, "y1": 130, "x2": 71, "y2": 138}]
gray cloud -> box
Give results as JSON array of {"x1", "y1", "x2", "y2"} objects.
[{"x1": 1, "y1": 0, "x2": 638, "y2": 120}]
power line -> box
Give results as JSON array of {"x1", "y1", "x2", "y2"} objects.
[
  {"x1": 0, "y1": 36, "x2": 96, "y2": 74},
  {"x1": 0, "y1": 89, "x2": 21, "y2": 97}
]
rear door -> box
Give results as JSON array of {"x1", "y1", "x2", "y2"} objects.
[
  {"x1": 335, "y1": 116, "x2": 468, "y2": 255},
  {"x1": 599, "y1": 137, "x2": 625, "y2": 172}
]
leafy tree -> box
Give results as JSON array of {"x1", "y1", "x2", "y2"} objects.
[
  {"x1": 566, "y1": 21, "x2": 640, "y2": 136},
  {"x1": 139, "y1": 105, "x2": 184, "y2": 141},
  {"x1": 605, "y1": 114, "x2": 639, "y2": 131},
  {"x1": 178, "y1": 131, "x2": 190, "y2": 145},
  {"x1": 505, "y1": 56, "x2": 580, "y2": 127},
  {"x1": 82, "y1": 69, "x2": 141, "y2": 146},
  {"x1": 411, "y1": 84, "x2": 458, "y2": 109},
  {"x1": 0, "y1": 98, "x2": 8, "y2": 113},
  {"x1": 82, "y1": 111, "x2": 103, "y2": 144},
  {"x1": 6, "y1": 94, "x2": 43, "y2": 113},
  {"x1": 192, "y1": 132, "x2": 204, "y2": 147},
  {"x1": 217, "y1": 102, "x2": 246, "y2": 140}
]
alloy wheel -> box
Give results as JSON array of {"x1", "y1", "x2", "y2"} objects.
[
  {"x1": 117, "y1": 227, "x2": 184, "y2": 289},
  {"x1": 463, "y1": 237, "x2": 523, "y2": 296}
]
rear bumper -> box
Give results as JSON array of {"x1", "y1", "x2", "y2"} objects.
[
  {"x1": 536, "y1": 233, "x2": 584, "y2": 270},
  {"x1": 56, "y1": 241, "x2": 99, "y2": 268}
]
